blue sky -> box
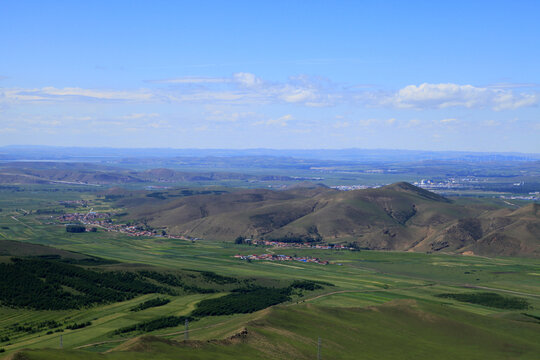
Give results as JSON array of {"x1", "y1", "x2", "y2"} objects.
[{"x1": 1, "y1": 0, "x2": 539, "y2": 152}]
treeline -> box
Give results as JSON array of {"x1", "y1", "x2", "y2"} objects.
[
  {"x1": 66, "y1": 225, "x2": 86, "y2": 233},
  {"x1": 130, "y1": 298, "x2": 170, "y2": 312},
  {"x1": 139, "y1": 271, "x2": 217, "y2": 294},
  {"x1": 0, "y1": 258, "x2": 167, "y2": 310},
  {"x1": 191, "y1": 287, "x2": 291, "y2": 317},
  {"x1": 66, "y1": 321, "x2": 92, "y2": 330},
  {"x1": 436, "y1": 292, "x2": 530, "y2": 310},
  {"x1": 35, "y1": 208, "x2": 65, "y2": 215},
  {"x1": 139, "y1": 269, "x2": 239, "y2": 293},
  {"x1": 196, "y1": 270, "x2": 239, "y2": 284},
  {"x1": 9, "y1": 320, "x2": 62, "y2": 335},
  {"x1": 290, "y1": 280, "x2": 323, "y2": 291},
  {"x1": 113, "y1": 279, "x2": 331, "y2": 335},
  {"x1": 115, "y1": 315, "x2": 193, "y2": 334}
]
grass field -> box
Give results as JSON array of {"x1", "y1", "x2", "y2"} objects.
[{"x1": 0, "y1": 186, "x2": 539, "y2": 359}]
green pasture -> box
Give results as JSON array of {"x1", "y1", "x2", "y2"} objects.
[{"x1": 0, "y1": 186, "x2": 539, "y2": 359}]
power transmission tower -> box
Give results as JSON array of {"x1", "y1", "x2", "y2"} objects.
[
  {"x1": 317, "y1": 337, "x2": 321, "y2": 360},
  {"x1": 185, "y1": 318, "x2": 189, "y2": 341}
]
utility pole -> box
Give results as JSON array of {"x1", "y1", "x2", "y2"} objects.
[
  {"x1": 185, "y1": 318, "x2": 189, "y2": 341},
  {"x1": 317, "y1": 337, "x2": 321, "y2": 360}
]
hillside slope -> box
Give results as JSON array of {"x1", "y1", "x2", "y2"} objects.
[
  {"x1": 6, "y1": 301, "x2": 540, "y2": 360},
  {"x1": 121, "y1": 182, "x2": 539, "y2": 256}
]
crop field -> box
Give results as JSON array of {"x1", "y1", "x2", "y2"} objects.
[{"x1": 0, "y1": 186, "x2": 539, "y2": 359}]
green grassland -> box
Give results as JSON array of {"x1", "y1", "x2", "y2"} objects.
[{"x1": 0, "y1": 186, "x2": 539, "y2": 359}]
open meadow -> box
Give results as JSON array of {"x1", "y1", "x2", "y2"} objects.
[{"x1": 0, "y1": 186, "x2": 539, "y2": 359}]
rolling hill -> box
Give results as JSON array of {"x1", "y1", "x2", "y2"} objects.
[
  {"x1": 6, "y1": 300, "x2": 540, "y2": 360},
  {"x1": 120, "y1": 183, "x2": 540, "y2": 257},
  {"x1": 0, "y1": 163, "x2": 296, "y2": 185}
]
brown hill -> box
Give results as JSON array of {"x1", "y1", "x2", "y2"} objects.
[{"x1": 120, "y1": 182, "x2": 538, "y2": 256}]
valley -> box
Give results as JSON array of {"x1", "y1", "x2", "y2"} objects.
[{"x1": 0, "y1": 181, "x2": 539, "y2": 359}]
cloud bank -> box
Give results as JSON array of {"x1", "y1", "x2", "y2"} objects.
[{"x1": 1, "y1": 75, "x2": 538, "y2": 111}]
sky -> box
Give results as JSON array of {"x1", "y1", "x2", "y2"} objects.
[{"x1": 0, "y1": 0, "x2": 539, "y2": 153}]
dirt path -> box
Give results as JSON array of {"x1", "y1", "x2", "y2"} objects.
[{"x1": 10, "y1": 216, "x2": 33, "y2": 230}]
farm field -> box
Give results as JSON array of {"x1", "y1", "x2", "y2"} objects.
[{"x1": 0, "y1": 186, "x2": 539, "y2": 359}]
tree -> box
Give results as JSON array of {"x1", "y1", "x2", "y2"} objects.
[
  {"x1": 234, "y1": 236, "x2": 245, "y2": 245},
  {"x1": 66, "y1": 225, "x2": 86, "y2": 233}
]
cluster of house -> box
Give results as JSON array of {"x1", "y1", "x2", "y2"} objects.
[
  {"x1": 500, "y1": 193, "x2": 540, "y2": 201},
  {"x1": 251, "y1": 239, "x2": 355, "y2": 250},
  {"x1": 233, "y1": 253, "x2": 329, "y2": 265},
  {"x1": 56, "y1": 212, "x2": 187, "y2": 239},
  {"x1": 58, "y1": 200, "x2": 89, "y2": 207},
  {"x1": 57, "y1": 212, "x2": 112, "y2": 224}
]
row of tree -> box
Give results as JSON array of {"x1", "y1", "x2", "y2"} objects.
[{"x1": 0, "y1": 258, "x2": 166, "y2": 310}]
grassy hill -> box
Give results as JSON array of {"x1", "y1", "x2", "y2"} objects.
[
  {"x1": 0, "y1": 164, "x2": 294, "y2": 186},
  {"x1": 6, "y1": 300, "x2": 540, "y2": 360},
  {"x1": 120, "y1": 182, "x2": 539, "y2": 257}
]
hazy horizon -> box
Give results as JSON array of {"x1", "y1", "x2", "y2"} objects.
[{"x1": 2, "y1": 144, "x2": 540, "y2": 155}]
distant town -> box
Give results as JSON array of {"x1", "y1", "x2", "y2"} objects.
[
  {"x1": 56, "y1": 212, "x2": 186, "y2": 239},
  {"x1": 234, "y1": 253, "x2": 329, "y2": 265}
]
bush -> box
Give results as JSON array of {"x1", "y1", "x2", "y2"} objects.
[
  {"x1": 290, "y1": 280, "x2": 323, "y2": 291},
  {"x1": 66, "y1": 225, "x2": 86, "y2": 233},
  {"x1": 66, "y1": 321, "x2": 91, "y2": 330},
  {"x1": 191, "y1": 287, "x2": 291, "y2": 317},
  {"x1": 115, "y1": 316, "x2": 193, "y2": 334},
  {"x1": 235, "y1": 236, "x2": 245, "y2": 244},
  {"x1": 0, "y1": 258, "x2": 166, "y2": 310},
  {"x1": 130, "y1": 298, "x2": 170, "y2": 312},
  {"x1": 436, "y1": 292, "x2": 530, "y2": 310}
]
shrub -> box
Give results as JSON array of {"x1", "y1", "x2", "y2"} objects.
[{"x1": 436, "y1": 292, "x2": 530, "y2": 310}]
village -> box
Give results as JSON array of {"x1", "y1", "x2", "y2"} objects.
[
  {"x1": 55, "y1": 212, "x2": 186, "y2": 239},
  {"x1": 233, "y1": 253, "x2": 329, "y2": 265},
  {"x1": 55, "y1": 212, "x2": 359, "y2": 250},
  {"x1": 247, "y1": 239, "x2": 357, "y2": 251}
]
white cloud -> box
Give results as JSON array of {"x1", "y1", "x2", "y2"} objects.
[
  {"x1": 254, "y1": 114, "x2": 293, "y2": 127},
  {"x1": 233, "y1": 72, "x2": 263, "y2": 87},
  {"x1": 120, "y1": 113, "x2": 160, "y2": 120},
  {"x1": 148, "y1": 77, "x2": 229, "y2": 84},
  {"x1": 2, "y1": 87, "x2": 154, "y2": 102},
  {"x1": 206, "y1": 110, "x2": 258, "y2": 123},
  {"x1": 486, "y1": 83, "x2": 539, "y2": 89},
  {"x1": 333, "y1": 121, "x2": 350, "y2": 129},
  {"x1": 2, "y1": 77, "x2": 537, "y2": 112},
  {"x1": 377, "y1": 83, "x2": 539, "y2": 110},
  {"x1": 358, "y1": 119, "x2": 377, "y2": 127},
  {"x1": 483, "y1": 119, "x2": 500, "y2": 127},
  {"x1": 279, "y1": 86, "x2": 317, "y2": 103},
  {"x1": 195, "y1": 125, "x2": 209, "y2": 131},
  {"x1": 440, "y1": 118, "x2": 458, "y2": 124},
  {"x1": 147, "y1": 121, "x2": 170, "y2": 129},
  {"x1": 406, "y1": 119, "x2": 421, "y2": 127}
]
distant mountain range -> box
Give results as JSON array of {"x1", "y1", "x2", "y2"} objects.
[
  {"x1": 0, "y1": 165, "x2": 298, "y2": 185},
  {"x1": 120, "y1": 182, "x2": 539, "y2": 257},
  {"x1": 2, "y1": 145, "x2": 539, "y2": 162}
]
